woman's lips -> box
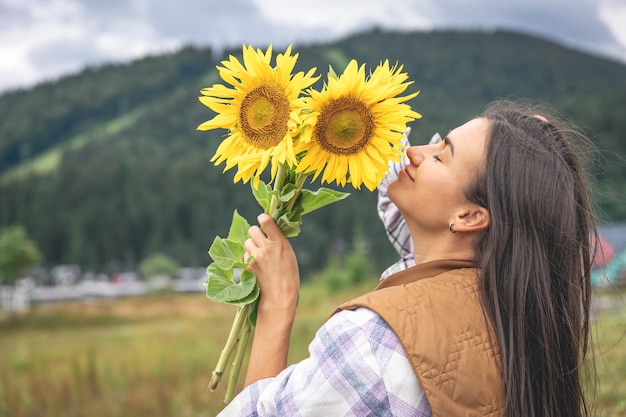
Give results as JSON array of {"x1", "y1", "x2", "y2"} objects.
[{"x1": 400, "y1": 167, "x2": 414, "y2": 181}]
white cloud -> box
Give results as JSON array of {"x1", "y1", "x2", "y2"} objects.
[
  {"x1": 250, "y1": 0, "x2": 626, "y2": 63},
  {"x1": 0, "y1": 0, "x2": 185, "y2": 91},
  {"x1": 0, "y1": 0, "x2": 86, "y2": 90},
  {"x1": 251, "y1": 0, "x2": 433, "y2": 32},
  {"x1": 599, "y1": 0, "x2": 626, "y2": 45},
  {"x1": 0, "y1": 0, "x2": 625, "y2": 94}
]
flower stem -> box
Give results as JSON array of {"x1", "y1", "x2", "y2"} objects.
[
  {"x1": 285, "y1": 173, "x2": 307, "y2": 212},
  {"x1": 268, "y1": 163, "x2": 288, "y2": 218},
  {"x1": 215, "y1": 163, "x2": 301, "y2": 402},
  {"x1": 224, "y1": 317, "x2": 252, "y2": 403},
  {"x1": 208, "y1": 304, "x2": 249, "y2": 391}
]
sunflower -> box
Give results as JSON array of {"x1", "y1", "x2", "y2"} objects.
[
  {"x1": 197, "y1": 44, "x2": 318, "y2": 187},
  {"x1": 295, "y1": 60, "x2": 421, "y2": 191}
]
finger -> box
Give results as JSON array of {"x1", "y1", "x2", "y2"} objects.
[
  {"x1": 257, "y1": 213, "x2": 284, "y2": 241},
  {"x1": 243, "y1": 239, "x2": 255, "y2": 258},
  {"x1": 248, "y1": 225, "x2": 266, "y2": 245},
  {"x1": 243, "y1": 240, "x2": 259, "y2": 268},
  {"x1": 245, "y1": 233, "x2": 263, "y2": 259}
]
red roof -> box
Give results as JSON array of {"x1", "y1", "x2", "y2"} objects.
[{"x1": 592, "y1": 233, "x2": 615, "y2": 267}]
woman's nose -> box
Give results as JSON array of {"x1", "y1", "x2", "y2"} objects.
[{"x1": 406, "y1": 145, "x2": 426, "y2": 166}]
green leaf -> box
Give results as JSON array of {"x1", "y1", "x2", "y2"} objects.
[
  {"x1": 279, "y1": 183, "x2": 298, "y2": 202},
  {"x1": 251, "y1": 180, "x2": 273, "y2": 211},
  {"x1": 228, "y1": 282, "x2": 260, "y2": 308},
  {"x1": 227, "y1": 210, "x2": 251, "y2": 246},
  {"x1": 208, "y1": 237, "x2": 245, "y2": 269},
  {"x1": 248, "y1": 300, "x2": 259, "y2": 327},
  {"x1": 239, "y1": 268, "x2": 255, "y2": 283},
  {"x1": 206, "y1": 264, "x2": 256, "y2": 303},
  {"x1": 299, "y1": 187, "x2": 350, "y2": 215},
  {"x1": 276, "y1": 210, "x2": 302, "y2": 238}
]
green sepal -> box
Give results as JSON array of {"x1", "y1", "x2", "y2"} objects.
[{"x1": 327, "y1": 64, "x2": 339, "y2": 81}]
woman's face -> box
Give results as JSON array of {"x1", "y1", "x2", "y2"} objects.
[{"x1": 388, "y1": 117, "x2": 490, "y2": 234}]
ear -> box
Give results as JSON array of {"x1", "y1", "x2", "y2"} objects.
[{"x1": 452, "y1": 205, "x2": 490, "y2": 233}]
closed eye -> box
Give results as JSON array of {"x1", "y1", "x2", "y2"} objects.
[{"x1": 433, "y1": 154, "x2": 442, "y2": 162}]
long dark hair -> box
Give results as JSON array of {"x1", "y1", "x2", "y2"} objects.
[{"x1": 465, "y1": 100, "x2": 597, "y2": 417}]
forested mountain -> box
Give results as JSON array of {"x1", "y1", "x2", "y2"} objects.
[{"x1": 1, "y1": 29, "x2": 625, "y2": 275}]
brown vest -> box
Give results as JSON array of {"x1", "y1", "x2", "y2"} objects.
[{"x1": 330, "y1": 259, "x2": 505, "y2": 417}]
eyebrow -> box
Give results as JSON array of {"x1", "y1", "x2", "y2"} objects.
[{"x1": 444, "y1": 136, "x2": 455, "y2": 157}]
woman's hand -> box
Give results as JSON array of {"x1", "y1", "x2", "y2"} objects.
[
  {"x1": 244, "y1": 213, "x2": 300, "y2": 314},
  {"x1": 243, "y1": 213, "x2": 300, "y2": 386}
]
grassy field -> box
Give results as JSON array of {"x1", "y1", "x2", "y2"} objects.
[
  {"x1": 1, "y1": 282, "x2": 625, "y2": 417},
  {"x1": 592, "y1": 291, "x2": 626, "y2": 416}
]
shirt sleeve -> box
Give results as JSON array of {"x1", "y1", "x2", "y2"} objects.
[
  {"x1": 377, "y1": 130, "x2": 443, "y2": 259},
  {"x1": 217, "y1": 308, "x2": 432, "y2": 417},
  {"x1": 377, "y1": 128, "x2": 413, "y2": 258}
]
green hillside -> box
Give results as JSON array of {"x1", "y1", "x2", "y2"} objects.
[{"x1": 1, "y1": 29, "x2": 625, "y2": 273}]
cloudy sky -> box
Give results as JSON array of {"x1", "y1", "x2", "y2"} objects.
[{"x1": 1, "y1": 0, "x2": 625, "y2": 94}]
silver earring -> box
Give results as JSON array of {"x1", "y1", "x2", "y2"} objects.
[{"x1": 449, "y1": 224, "x2": 456, "y2": 234}]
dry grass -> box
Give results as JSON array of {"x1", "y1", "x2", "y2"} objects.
[
  {"x1": 1, "y1": 293, "x2": 231, "y2": 417},
  {"x1": 592, "y1": 297, "x2": 626, "y2": 417},
  {"x1": 0, "y1": 282, "x2": 369, "y2": 417},
  {"x1": 1, "y1": 284, "x2": 624, "y2": 417}
]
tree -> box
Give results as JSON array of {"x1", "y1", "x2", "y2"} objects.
[
  {"x1": 0, "y1": 225, "x2": 42, "y2": 286},
  {"x1": 139, "y1": 252, "x2": 180, "y2": 280}
]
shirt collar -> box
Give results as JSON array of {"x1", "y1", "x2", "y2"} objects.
[{"x1": 375, "y1": 258, "x2": 476, "y2": 290}]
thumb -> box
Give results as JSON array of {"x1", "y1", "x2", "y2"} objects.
[{"x1": 257, "y1": 213, "x2": 285, "y2": 241}]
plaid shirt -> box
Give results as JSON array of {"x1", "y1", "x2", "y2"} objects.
[
  {"x1": 218, "y1": 130, "x2": 442, "y2": 416},
  {"x1": 218, "y1": 308, "x2": 431, "y2": 417}
]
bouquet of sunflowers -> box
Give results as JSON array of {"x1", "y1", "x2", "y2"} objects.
[{"x1": 197, "y1": 44, "x2": 420, "y2": 403}]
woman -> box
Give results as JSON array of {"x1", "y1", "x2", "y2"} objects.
[{"x1": 218, "y1": 100, "x2": 596, "y2": 417}]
